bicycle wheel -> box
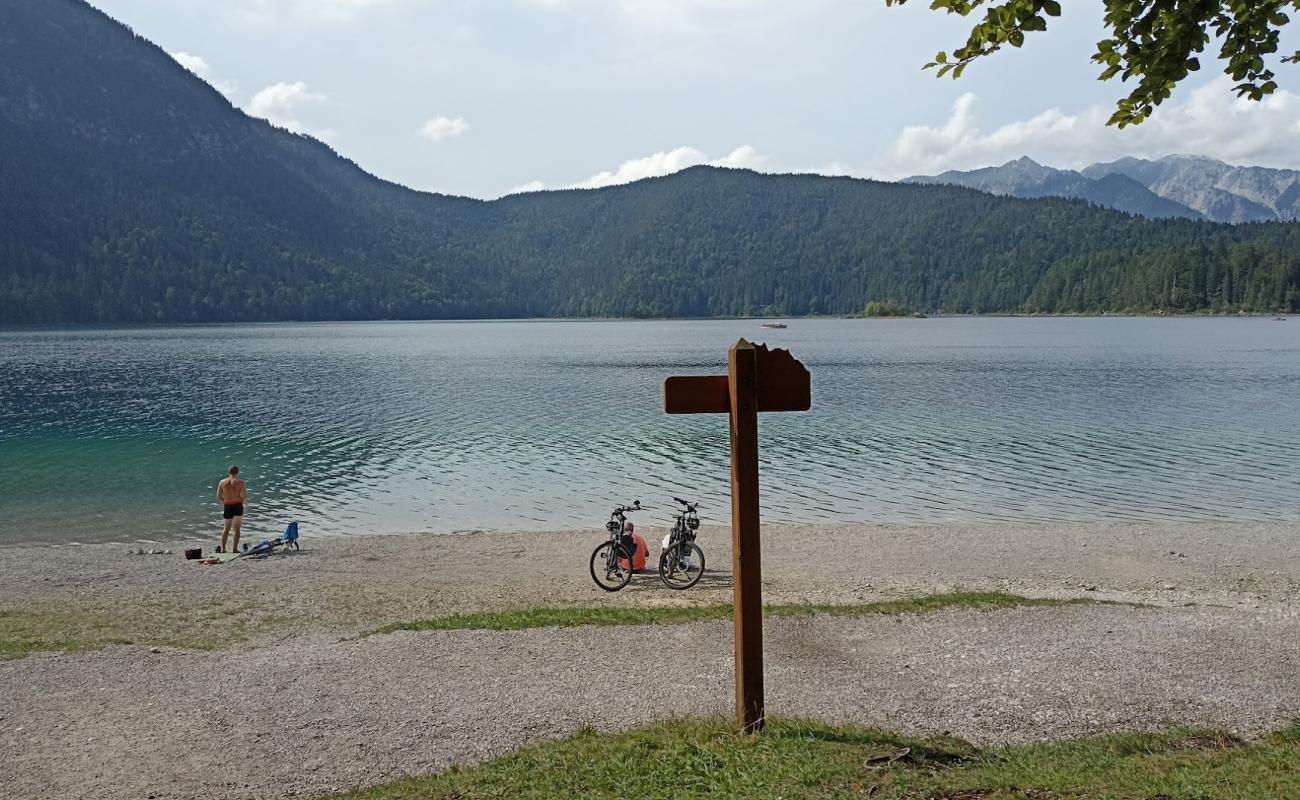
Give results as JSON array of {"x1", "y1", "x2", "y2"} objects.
[
  {"x1": 590, "y1": 541, "x2": 633, "y2": 591},
  {"x1": 659, "y1": 541, "x2": 705, "y2": 590}
]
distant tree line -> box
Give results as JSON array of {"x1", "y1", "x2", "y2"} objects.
[{"x1": 3, "y1": 166, "x2": 1299, "y2": 324}]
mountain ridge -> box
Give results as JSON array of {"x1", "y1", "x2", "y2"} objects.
[
  {"x1": 908, "y1": 155, "x2": 1300, "y2": 223},
  {"x1": 2, "y1": 0, "x2": 1299, "y2": 323}
]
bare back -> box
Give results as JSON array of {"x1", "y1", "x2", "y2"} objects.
[{"x1": 217, "y1": 477, "x2": 246, "y2": 505}]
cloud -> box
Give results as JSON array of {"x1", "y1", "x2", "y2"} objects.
[
  {"x1": 505, "y1": 180, "x2": 547, "y2": 195},
  {"x1": 712, "y1": 144, "x2": 769, "y2": 170},
  {"x1": 419, "y1": 116, "x2": 470, "y2": 142},
  {"x1": 170, "y1": 51, "x2": 211, "y2": 77},
  {"x1": 882, "y1": 77, "x2": 1300, "y2": 178},
  {"x1": 575, "y1": 144, "x2": 767, "y2": 189},
  {"x1": 247, "y1": 81, "x2": 327, "y2": 134},
  {"x1": 169, "y1": 51, "x2": 238, "y2": 97},
  {"x1": 577, "y1": 146, "x2": 707, "y2": 188}
]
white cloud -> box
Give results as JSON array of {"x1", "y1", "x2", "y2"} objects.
[
  {"x1": 882, "y1": 77, "x2": 1300, "y2": 178},
  {"x1": 505, "y1": 180, "x2": 547, "y2": 195},
  {"x1": 169, "y1": 51, "x2": 238, "y2": 98},
  {"x1": 575, "y1": 144, "x2": 767, "y2": 189},
  {"x1": 712, "y1": 144, "x2": 769, "y2": 170},
  {"x1": 419, "y1": 116, "x2": 470, "y2": 142},
  {"x1": 800, "y1": 161, "x2": 856, "y2": 177},
  {"x1": 247, "y1": 81, "x2": 326, "y2": 134},
  {"x1": 170, "y1": 51, "x2": 210, "y2": 78},
  {"x1": 577, "y1": 146, "x2": 706, "y2": 188}
]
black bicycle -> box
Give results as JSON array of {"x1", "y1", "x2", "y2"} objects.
[
  {"x1": 659, "y1": 496, "x2": 705, "y2": 590},
  {"x1": 590, "y1": 500, "x2": 641, "y2": 591}
]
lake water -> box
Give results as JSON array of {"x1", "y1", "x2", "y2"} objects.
[{"x1": 1, "y1": 318, "x2": 1298, "y2": 545}]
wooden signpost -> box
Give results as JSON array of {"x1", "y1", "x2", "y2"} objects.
[{"x1": 664, "y1": 339, "x2": 811, "y2": 734}]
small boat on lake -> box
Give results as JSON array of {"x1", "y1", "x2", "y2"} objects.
[{"x1": 760, "y1": 322, "x2": 788, "y2": 329}]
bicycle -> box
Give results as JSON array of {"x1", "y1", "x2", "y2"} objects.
[
  {"x1": 590, "y1": 500, "x2": 641, "y2": 591},
  {"x1": 659, "y1": 496, "x2": 706, "y2": 590}
]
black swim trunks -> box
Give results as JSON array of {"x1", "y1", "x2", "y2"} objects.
[{"x1": 223, "y1": 503, "x2": 245, "y2": 519}]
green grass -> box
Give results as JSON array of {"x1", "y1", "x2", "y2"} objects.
[
  {"x1": 325, "y1": 717, "x2": 1300, "y2": 800},
  {"x1": 1, "y1": 591, "x2": 1121, "y2": 660},
  {"x1": 0, "y1": 600, "x2": 285, "y2": 660},
  {"x1": 0, "y1": 607, "x2": 132, "y2": 660},
  {"x1": 368, "y1": 592, "x2": 1112, "y2": 636}
]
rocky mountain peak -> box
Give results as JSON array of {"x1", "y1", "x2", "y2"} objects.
[{"x1": 909, "y1": 154, "x2": 1300, "y2": 223}]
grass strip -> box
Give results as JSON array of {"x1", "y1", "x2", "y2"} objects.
[
  {"x1": 369, "y1": 591, "x2": 1114, "y2": 636},
  {"x1": 1, "y1": 592, "x2": 1123, "y2": 660},
  {"x1": 325, "y1": 716, "x2": 1300, "y2": 800},
  {"x1": 0, "y1": 600, "x2": 284, "y2": 660}
]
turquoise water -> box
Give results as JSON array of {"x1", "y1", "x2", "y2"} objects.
[{"x1": 1, "y1": 318, "x2": 1298, "y2": 545}]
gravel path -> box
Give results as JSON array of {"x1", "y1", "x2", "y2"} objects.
[
  {"x1": 4, "y1": 521, "x2": 1300, "y2": 799},
  {"x1": 3, "y1": 603, "x2": 1300, "y2": 800}
]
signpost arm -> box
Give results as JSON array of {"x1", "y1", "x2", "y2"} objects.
[{"x1": 728, "y1": 340, "x2": 765, "y2": 734}]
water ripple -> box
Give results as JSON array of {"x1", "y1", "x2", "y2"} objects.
[{"x1": 1, "y1": 317, "x2": 1299, "y2": 544}]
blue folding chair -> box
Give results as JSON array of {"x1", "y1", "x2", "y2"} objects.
[{"x1": 242, "y1": 521, "x2": 301, "y2": 558}]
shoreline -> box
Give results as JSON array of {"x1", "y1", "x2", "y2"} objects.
[
  {"x1": 5, "y1": 519, "x2": 1300, "y2": 799},
  {"x1": 3, "y1": 520, "x2": 1300, "y2": 654},
  {"x1": 6, "y1": 514, "x2": 1300, "y2": 551},
  {"x1": 1, "y1": 312, "x2": 1292, "y2": 333}
]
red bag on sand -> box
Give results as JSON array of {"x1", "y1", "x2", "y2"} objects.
[{"x1": 619, "y1": 533, "x2": 649, "y2": 572}]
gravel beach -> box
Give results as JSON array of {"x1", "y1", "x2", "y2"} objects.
[{"x1": 2, "y1": 521, "x2": 1299, "y2": 799}]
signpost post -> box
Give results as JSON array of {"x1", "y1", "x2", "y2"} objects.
[{"x1": 664, "y1": 339, "x2": 811, "y2": 734}]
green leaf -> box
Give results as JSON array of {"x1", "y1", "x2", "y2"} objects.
[{"x1": 1041, "y1": 0, "x2": 1061, "y2": 16}]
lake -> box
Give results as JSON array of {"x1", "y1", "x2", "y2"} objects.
[{"x1": 1, "y1": 317, "x2": 1297, "y2": 545}]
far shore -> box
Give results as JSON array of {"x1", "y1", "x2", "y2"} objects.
[{"x1": 1, "y1": 311, "x2": 1292, "y2": 333}]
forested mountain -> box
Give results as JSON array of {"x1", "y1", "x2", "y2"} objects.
[{"x1": 2, "y1": 0, "x2": 1299, "y2": 324}]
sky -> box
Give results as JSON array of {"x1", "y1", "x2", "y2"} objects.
[{"x1": 88, "y1": 0, "x2": 1300, "y2": 199}]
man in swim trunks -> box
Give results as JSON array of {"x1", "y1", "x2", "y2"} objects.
[{"x1": 217, "y1": 465, "x2": 247, "y2": 553}]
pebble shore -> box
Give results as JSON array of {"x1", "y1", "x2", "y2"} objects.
[{"x1": 2, "y1": 520, "x2": 1298, "y2": 799}]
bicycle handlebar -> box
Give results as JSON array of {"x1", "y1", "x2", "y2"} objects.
[
  {"x1": 611, "y1": 500, "x2": 642, "y2": 516},
  {"x1": 672, "y1": 497, "x2": 700, "y2": 512}
]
